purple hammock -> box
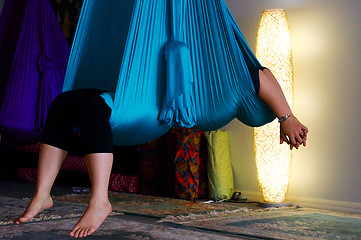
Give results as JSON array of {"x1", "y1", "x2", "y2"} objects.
[{"x1": 0, "y1": 0, "x2": 70, "y2": 146}]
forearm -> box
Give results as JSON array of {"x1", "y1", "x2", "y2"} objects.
[
  {"x1": 257, "y1": 68, "x2": 292, "y2": 119},
  {"x1": 256, "y1": 68, "x2": 308, "y2": 149}
]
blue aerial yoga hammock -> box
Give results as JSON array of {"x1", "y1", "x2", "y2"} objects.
[
  {"x1": 63, "y1": 0, "x2": 276, "y2": 146},
  {"x1": 0, "y1": 0, "x2": 70, "y2": 146}
]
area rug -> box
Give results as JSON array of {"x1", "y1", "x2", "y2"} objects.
[
  {"x1": 0, "y1": 214, "x2": 247, "y2": 240},
  {"x1": 171, "y1": 207, "x2": 361, "y2": 240},
  {"x1": 3, "y1": 193, "x2": 360, "y2": 240},
  {"x1": 0, "y1": 196, "x2": 86, "y2": 225},
  {"x1": 54, "y1": 192, "x2": 244, "y2": 218}
]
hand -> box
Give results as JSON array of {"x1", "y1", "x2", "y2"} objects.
[{"x1": 280, "y1": 115, "x2": 308, "y2": 150}]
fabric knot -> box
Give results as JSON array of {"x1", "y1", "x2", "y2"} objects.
[{"x1": 37, "y1": 52, "x2": 52, "y2": 73}]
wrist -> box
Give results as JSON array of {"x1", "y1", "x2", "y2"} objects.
[{"x1": 278, "y1": 113, "x2": 292, "y2": 123}]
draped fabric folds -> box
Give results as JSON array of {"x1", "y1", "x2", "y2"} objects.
[
  {"x1": 159, "y1": 0, "x2": 196, "y2": 128},
  {"x1": 0, "y1": 0, "x2": 70, "y2": 146},
  {"x1": 64, "y1": 0, "x2": 276, "y2": 146}
]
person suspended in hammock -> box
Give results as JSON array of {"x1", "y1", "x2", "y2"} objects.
[{"x1": 13, "y1": 68, "x2": 308, "y2": 238}]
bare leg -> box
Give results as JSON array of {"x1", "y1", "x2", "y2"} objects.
[
  {"x1": 14, "y1": 144, "x2": 67, "y2": 224},
  {"x1": 258, "y1": 69, "x2": 309, "y2": 149},
  {"x1": 69, "y1": 153, "x2": 113, "y2": 238}
]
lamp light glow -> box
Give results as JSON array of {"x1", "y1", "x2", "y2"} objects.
[{"x1": 254, "y1": 9, "x2": 294, "y2": 203}]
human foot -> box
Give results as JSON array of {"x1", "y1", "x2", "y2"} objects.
[
  {"x1": 69, "y1": 199, "x2": 112, "y2": 238},
  {"x1": 14, "y1": 194, "x2": 53, "y2": 224}
]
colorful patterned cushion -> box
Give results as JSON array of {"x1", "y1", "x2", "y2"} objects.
[{"x1": 139, "y1": 128, "x2": 208, "y2": 201}]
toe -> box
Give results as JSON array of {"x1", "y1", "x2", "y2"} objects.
[
  {"x1": 17, "y1": 217, "x2": 28, "y2": 223},
  {"x1": 69, "y1": 227, "x2": 78, "y2": 237},
  {"x1": 78, "y1": 229, "x2": 85, "y2": 238},
  {"x1": 87, "y1": 227, "x2": 96, "y2": 236},
  {"x1": 83, "y1": 228, "x2": 89, "y2": 237},
  {"x1": 73, "y1": 229, "x2": 79, "y2": 238},
  {"x1": 75, "y1": 228, "x2": 83, "y2": 238}
]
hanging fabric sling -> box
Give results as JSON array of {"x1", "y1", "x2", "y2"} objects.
[
  {"x1": 62, "y1": 0, "x2": 276, "y2": 146},
  {"x1": 0, "y1": 0, "x2": 70, "y2": 146}
]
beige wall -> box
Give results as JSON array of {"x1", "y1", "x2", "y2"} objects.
[{"x1": 223, "y1": 0, "x2": 361, "y2": 204}]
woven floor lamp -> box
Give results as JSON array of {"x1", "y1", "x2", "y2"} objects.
[{"x1": 254, "y1": 9, "x2": 294, "y2": 206}]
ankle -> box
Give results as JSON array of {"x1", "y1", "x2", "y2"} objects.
[
  {"x1": 33, "y1": 190, "x2": 51, "y2": 199},
  {"x1": 89, "y1": 196, "x2": 110, "y2": 206}
]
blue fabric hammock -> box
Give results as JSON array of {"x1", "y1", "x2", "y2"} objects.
[
  {"x1": 63, "y1": 0, "x2": 275, "y2": 146},
  {"x1": 0, "y1": 0, "x2": 70, "y2": 146}
]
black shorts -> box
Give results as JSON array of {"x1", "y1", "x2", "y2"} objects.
[
  {"x1": 42, "y1": 89, "x2": 113, "y2": 155},
  {"x1": 250, "y1": 67, "x2": 267, "y2": 94}
]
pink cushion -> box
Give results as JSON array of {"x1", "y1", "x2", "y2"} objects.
[{"x1": 15, "y1": 142, "x2": 139, "y2": 193}]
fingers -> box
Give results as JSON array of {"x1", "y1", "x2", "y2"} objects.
[
  {"x1": 302, "y1": 125, "x2": 309, "y2": 134},
  {"x1": 296, "y1": 131, "x2": 307, "y2": 145},
  {"x1": 287, "y1": 128, "x2": 308, "y2": 149},
  {"x1": 280, "y1": 134, "x2": 289, "y2": 145},
  {"x1": 289, "y1": 135, "x2": 298, "y2": 146},
  {"x1": 301, "y1": 133, "x2": 307, "y2": 147},
  {"x1": 292, "y1": 132, "x2": 307, "y2": 149},
  {"x1": 279, "y1": 117, "x2": 309, "y2": 149},
  {"x1": 283, "y1": 132, "x2": 307, "y2": 149},
  {"x1": 300, "y1": 129, "x2": 308, "y2": 147},
  {"x1": 289, "y1": 141, "x2": 300, "y2": 150}
]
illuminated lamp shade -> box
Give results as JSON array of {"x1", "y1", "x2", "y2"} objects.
[{"x1": 254, "y1": 9, "x2": 294, "y2": 204}]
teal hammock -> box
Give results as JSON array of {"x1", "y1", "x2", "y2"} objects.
[{"x1": 63, "y1": 0, "x2": 275, "y2": 146}]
